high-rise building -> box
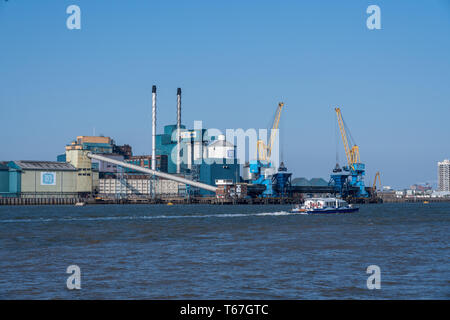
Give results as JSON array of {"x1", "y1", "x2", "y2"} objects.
[{"x1": 438, "y1": 159, "x2": 450, "y2": 191}]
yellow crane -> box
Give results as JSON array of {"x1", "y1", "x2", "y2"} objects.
[
  {"x1": 335, "y1": 107, "x2": 360, "y2": 170},
  {"x1": 257, "y1": 102, "x2": 284, "y2": 162},
  {"x1": 372, "y1": 171, "x2": 382, "y2": 192},
  {"x1": 334, "y1": 107, "x2": 369, "y2": 198}
]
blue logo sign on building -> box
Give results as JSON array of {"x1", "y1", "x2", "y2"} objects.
[{"x1": 41, "y1": 172, "x2": 56, "y2": 186}]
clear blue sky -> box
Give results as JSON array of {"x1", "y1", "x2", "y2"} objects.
[{"x1": 0, "y1": 0, "x2": 449, "y2": 189}]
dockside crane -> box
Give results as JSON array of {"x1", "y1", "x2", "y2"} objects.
[
  {"x1": 372, "y1": 171, "x2": 382, "y2": 193},
  {"x1": 257, "y1": 102, "x2": 284, "y2": 162},
  {"x1": 247, "y1": 102, "x2": 291, "y2": 197},
  {"x1": 333, "y1": 107, "x2": 368, "y2": 198}
]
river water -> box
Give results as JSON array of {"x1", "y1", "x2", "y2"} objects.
[{"x1": 0, "y1": 203, "x2": 448, "y2": 299}]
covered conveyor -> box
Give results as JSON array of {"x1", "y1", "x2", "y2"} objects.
[{"x1": 87, "y1": 153, "x2": 218, "y2": 193}]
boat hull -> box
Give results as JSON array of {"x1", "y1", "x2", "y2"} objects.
[{"x1": 291, "y1": 207, "x2": 359, "y2": 214}]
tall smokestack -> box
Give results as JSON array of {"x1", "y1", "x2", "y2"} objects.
[
  {"x1": 152, "y1": 85, "x2": 157, "y2": 171},
  {"x1": 177, "y1": 88, "x2": 181, "y2": 174}
]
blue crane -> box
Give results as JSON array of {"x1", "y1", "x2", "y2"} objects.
[
  {"x1": 330, "y1": 107, "x2": 368, "y2": 198},
  {"x1": 248, "y1": 102, "x2": 291, "y2": 197}
]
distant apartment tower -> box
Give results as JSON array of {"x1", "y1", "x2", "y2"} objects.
[{"x1": 438, "y1": 159, "x2": 450, "y2": 191}]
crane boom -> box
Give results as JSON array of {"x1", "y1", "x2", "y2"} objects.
[
  {"x1": 257, "y1": 102, "x2": 284, "y2": 161},
  {"x1": 372, "y1": 171, "x2": 382, "y2": 191},
  {"x1": 333, "y1": 107, "x2": 368, "y2": 198},
  {"x1": 335, "y1": 107, "x2": 360, "y2": 169}
]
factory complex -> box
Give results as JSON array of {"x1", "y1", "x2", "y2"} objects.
[
  {"x1": 0, "y1": 132, "x2": 238, "y2": 201},
  {"x1": 0, "y1": 86, "x2": 386, "y2": 205}
]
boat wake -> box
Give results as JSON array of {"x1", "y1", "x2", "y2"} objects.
[{"x1": 0, "y1": 211, "x2": 306, "y2": 224}]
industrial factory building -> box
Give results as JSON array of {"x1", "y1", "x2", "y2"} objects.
[
  {"x1": 55, "y1": 133, "x2": 189, "y2": 198},
  {"x1": 0, "y1": 85, "x2": 334, "y2": 203},
  {"x1": 198, "y1": 135, "x2": 240, "y2": 195},
  {"x1": 125, "y1": 155, "x2": 168, "y2": 174},
  {"x1": 1, "y1": 86, "x2": 333, "y2": 203},
  {"x1": 0, "y1": 163, "x2": 10, "y2": 195},
  {"x1": 156, "y1": 124, "x2": 188, "y2": 174},
  {"x1": 58, "y1": 135, "x2": 132, "y2": 163},
  {"x1": 65, "y1": 148, "x2": 96, "y2": 194},
  {"x1": 98, "y1": 178, "x2": 184, "y2": 198},
  {"x1": 2, "y1": 161, "x2": 79, "y2": 198},
  {"x1": 0, "y1": 86, "x2": 247, "y2": 202},
  {"x1": 152, "y1": 87, "x2": 240, "y2": 195},
  {"x1": 0, "y1": 162, "x2": 20, "y2": 197}
]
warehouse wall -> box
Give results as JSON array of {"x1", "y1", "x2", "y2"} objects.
[
  {"x1": 199, "y1": 161, "x2": 240, "y2": 195},
  {"x1": 99, "y1": 178, "x2": 183, "y2": 197},
  {"x1": 20, "y1": 170, "x2": 77, "y2": 195},
  {"x1": 66, "y1": 149, "x2": 93, "y2": 193},
  {"x1": 0, "y1": 170, "x2": 9, "y2": 193},
  {"x1": 8, "y1": 169, "x2": 21, "y2": 194}
]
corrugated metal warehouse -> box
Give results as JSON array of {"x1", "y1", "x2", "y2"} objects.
[
  {"x1": 8, "y1": 161, "x2": 78, "y2": 198},
  {"x1": 0, "y1": 163, "x2": 11, "y2": 195}
]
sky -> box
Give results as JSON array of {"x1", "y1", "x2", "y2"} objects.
[{"x1": 0, "y1": 0, "x2": 449, "y2": 189}]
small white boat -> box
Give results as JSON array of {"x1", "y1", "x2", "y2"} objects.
[
  {"x1": 74, "y1": 202, "x2": 86, "y2": 207},
  {"x1": 292, "y1": 197, "x2": 358, "y2": 214}
]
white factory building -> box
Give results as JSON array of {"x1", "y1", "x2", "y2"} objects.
[{"x1": 205, "y1": 134, "x2": 235, "y2": 160}]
